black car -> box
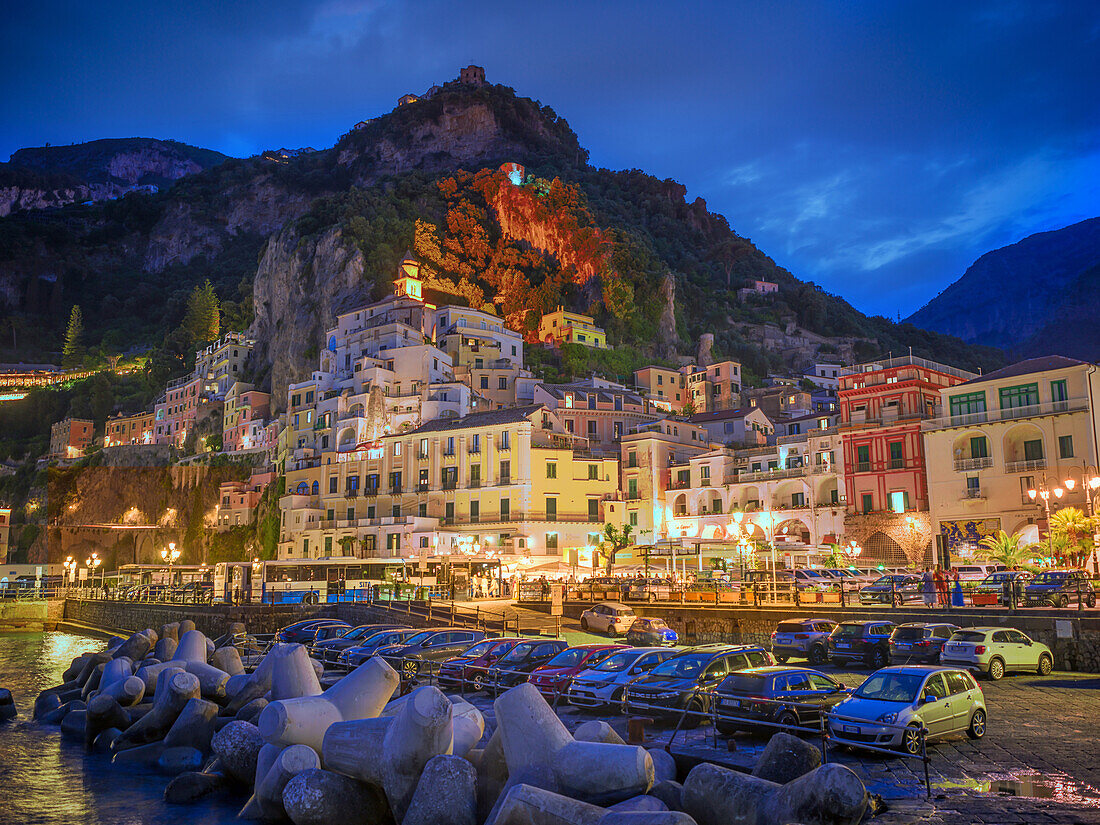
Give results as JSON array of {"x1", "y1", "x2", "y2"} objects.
[
  {"x1": 714, "y1": 666, "x2": 850, "y2": 734},
  {"x1": 828, "y1": 621, "x2": 896, "y2": 668},
  {"x1": 770, "y1": 618, "x2": 837, "y2": 665},
  {"x1": 623, "y1": 644, "x2": 773, "y2": 727},
  {"x1": 1023, "y1": 570, "x2": 1096, "y2": 608},
  {"x1": 338, "y1": 628, "x2": 418, "y2": 668},
  {"x1": 889, "y1": 623, "x2": 958, "y2": 664},
  {"x1": 859, "y1": 575, "x2": 922, "y2": 605},
  {"x1": 311, "y1": 624, "x2": 407, "y2": 663},
  {"x1": 376, "y1": 627, "x2": 487, "y2": 680},
  {"x1": 276, "y1": 619, "x2": 349, "y2": 644},
  {"x1": 483, "y1": 638, "x2": 569, "y2": 693}
]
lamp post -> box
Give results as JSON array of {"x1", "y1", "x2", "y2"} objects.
[
  {"x1": 85, "y1": 553, "x2": 101, "y2": 592},
  {"x1": 1060, "y1": 466, "x2": 1100, "y2": 573},
  {"x1": 63, "y1": 556, "x2": 76, "y2": 590},
  {"x1": 161, "y1": 541, "x2": 181, "y2": 586},
  {"x1": 1028, "y1": 477, "x2": 1065, "y2": 562}
]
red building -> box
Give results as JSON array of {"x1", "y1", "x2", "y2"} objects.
[{"x1": 839, "y1": 356, "x2": 975, "y2": 515}]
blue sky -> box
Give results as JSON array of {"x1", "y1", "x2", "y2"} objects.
[{"x1": 2, "y1": 0, "x2": 1098, "y2": 318}]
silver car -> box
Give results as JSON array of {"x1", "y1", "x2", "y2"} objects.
[
  {"x1": 580, "y1": 602, "x2": 637, "y2": 636},
  {"x1": 939, "y1": 627, "x2": 1054, "y2": 680},
  {"x1": 828, "y1": 666, "x2": 987, "y2": 755},
  {"x1": 566, "y1": 647, "x2": 677, "y2": 708}
]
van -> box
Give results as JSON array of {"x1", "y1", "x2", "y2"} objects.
[{"x1": 952, "y1": 563, "x2": 1005, "y2": 582}]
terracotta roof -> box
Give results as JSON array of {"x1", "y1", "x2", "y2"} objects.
[
  {"x1": 957, "y1": 356, "x2": 1089, "y2": 386},
  {"x1": 404, "y1": 404, "x2": 544, "y2": 435}
]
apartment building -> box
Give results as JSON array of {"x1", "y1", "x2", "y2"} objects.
[
  {"x1": 222, "y1": 383, "x2": 272, "y2": 452},
  {"x1": 277, "y1": 404, "x2": 619, "y2": 562},
  {"x1": 50, "y1": 418, "x2": 94, "y2": 459},
  {"x1": 538, "y1": 307, "x2": 608, "y2": 349},
  {"x1": 685, "y1": 359, "x2": 742, "y2": 412},
  {"x1": 155, "y1": 374, "x2": 202, "y2": 447},
  {"x1": 104, "y1": 411, "x2": 155, "y2": 447},
  {"x1": 689, "y1": 407, "x2": 774, "y2": 447},
  {"x1": 532, "y1": 382, "x2": 663, "y2": 455},
  {"x1": 743, "y1": 385, "x2": 812, "y2": 421},
  {"x1": 923, "y1": 356, "x2": 1100, "y2": 552},
  {"x1": 633, "y1": 366, "x2": 687, "y2": 410},
  {"x1": 215, "y1": 471, "x2": 275, "y2": 530},
  {"x1": 195, "y1": 332, "x2": 254, "y2": 400}
]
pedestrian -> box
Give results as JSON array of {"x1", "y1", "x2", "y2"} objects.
[
  {"x1": 933, "y1": 566, "x2": 948, "y2": 608},
  {"x1": 950, "y1": 567, "x2": 964, "y2": 607},
  {"x1": 921, "y1": 566, "x2": 935, "y2": 607}
]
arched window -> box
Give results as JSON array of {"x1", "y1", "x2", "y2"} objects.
[
  {"x1": 296, "y1": 482, "x2": 309, "y2": 495},
  {"x1": 311, "y1": 481, "x2": 319, "y2": 496}
]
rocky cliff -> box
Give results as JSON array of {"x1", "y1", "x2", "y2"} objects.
[{"x1": 907, "y1": 217, "x2": 1100, "y2": 353}]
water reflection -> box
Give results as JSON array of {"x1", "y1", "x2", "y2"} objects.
[{"x1": 0, "y1": 631, "x2": 243, "y2": 824}]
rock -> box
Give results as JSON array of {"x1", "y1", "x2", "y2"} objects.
[
  {"x1": 237, "y1": 697, "x2": 269, "y2": 724},
  {"x1": 648, "y1": 749, "x2": 677, "y2": 783},
  {"x1": 404, "y1": 754, "x2": 477, "y2": 825},
  {"x1": 281, "y1": 768, "x2": 389, "y2": 825},
  {"x1": 33, "y1": 691, "x2": 61, "y2": 720},
  {"x1": 647, "y1": 781, "x2": 684, "y2": 812},
  {"x1": 751, "y1": 732, "x2": 822, "y2": 784},
  {"x1": 164, "y1": 697, "x2": 219, "y2": 753},
  {"x1": 211, "y1": 720, "x2": 265, "y2": 784},
  {"x1": 608, "y1": 796, "x2": 668, "y2": 813},
  {"x1": 487, "y1": 782, "x2": 604, "y2": 825},
  {"x1": 211, "y1": 646, "x2": 245, "y2": 676},
  {"x1": 114, "y1": 670, "x2": 199, "y2": 749},
  {"x1": 575, "y1": 720, "x2": 626, "y2": 746},
  {"x1": 165, "y1": 770, "x2": 227, "y2": 805},
  {"x1": 0, "y1": 688, "x2": 16, "y2": 721},
  {"x1": 158, "y1": 746, "x2": 205, "y2": 775}
]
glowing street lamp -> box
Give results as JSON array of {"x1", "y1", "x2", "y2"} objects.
[
  {"x1": 161, "y1": 541, "x2": 180, "y2": 584},
  {"x1": 63, "y1": 556, "x2": 77, "y2": 586},
  {"x1": 85, "y1": 553, "x2": 101, "y2": 589}
]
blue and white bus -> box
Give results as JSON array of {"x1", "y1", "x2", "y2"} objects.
[{"x1": 213, "y1": 558, "x2": 408, "y2": 605}]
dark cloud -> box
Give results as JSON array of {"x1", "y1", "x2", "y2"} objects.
[{"x1": 2, "y1": 0, "x2": 1097, "y2": 316}]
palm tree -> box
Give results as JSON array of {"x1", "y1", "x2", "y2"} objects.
[
  {"x1": 976, "y1": 530, "x2": 1034, "y2": 569},
  {"x1": 1048, "y1": 507, "x2": 1094, "y2": 566}
]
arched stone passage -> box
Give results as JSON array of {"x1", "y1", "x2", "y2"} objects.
[{"x1": 863, "y1": 531, "x2": 909, "y2": 566}]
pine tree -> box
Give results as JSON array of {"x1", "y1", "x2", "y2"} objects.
[
  {"x1": 62, "y1": 305, "x2": 85, "y2": 367},
  {"x1": 182, "y1": 280, "x2": 220, "y2": 346}
]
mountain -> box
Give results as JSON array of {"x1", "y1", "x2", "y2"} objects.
[
  {"x1": 0, "y1": 137, "x2": 229, "y2": 216},
  {"x1": 0, "y1": 77, "x2": 1002, "y2": 397},
  {"x1": 906, "y1": 217, "x2": 1100, "y2": 356}
]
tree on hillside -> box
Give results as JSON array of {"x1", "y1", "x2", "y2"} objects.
[
  {"x1": 182, "y1": 280, "x2": 220, "y2": 346},
  {"x1": 62, "y1": 305, "x2": 85, "y2": 367},
  {"x1": 89, "y1": 373, "x2": 115, "y2": 426},
  {"x1": 601, "y1": 523, "x2": 633, "y2": 576}
]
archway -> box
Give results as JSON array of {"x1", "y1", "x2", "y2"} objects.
[{"x1": 862, "y1": 531, "x2": 909, "y2": 567}]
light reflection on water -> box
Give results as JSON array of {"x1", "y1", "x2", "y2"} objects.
[{"x1": 0, "y1": 631, "x2": 245, "y2": 824}]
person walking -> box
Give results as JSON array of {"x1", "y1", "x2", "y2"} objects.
[
  {"x1": 933, "y1": 566, "x2": 948, "y2": 608},
  {"x1": 921, "y1": 567, "x2": 936, "y2": 607},
  {"x1": 950, "y1": 567, "x2": 964, "y2": 607}
]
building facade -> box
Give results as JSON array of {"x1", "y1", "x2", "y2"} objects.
[
  {"x1": 104, "y1": 411, "x2": 156, "y2": 447},
  {"x1": 50, "y1": 418, "x2": 94, "y2": 458},
  {"x1": 538, "y1": 307, "x2": 607, "y2": 349}
]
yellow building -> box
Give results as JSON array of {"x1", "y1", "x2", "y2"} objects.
[
  {"x1": 538, "y1": 307, "x2": 607, "y2": 349},
  {"x1": 923, "y1": 356, "x2": 1100, "y2": 554},
  {"x1": 633, "y1": 366, "x2": 687, "y2": 410}
]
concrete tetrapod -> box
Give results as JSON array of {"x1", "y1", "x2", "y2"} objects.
[
  {"x1": 681, "y1": 761, "x2": 867, "y2": 825},
  {"x1": 258, "y1": 656, "x2": 398, "y2": 751},
  {"x1": 163, "y1": 697, "x2": 220, "y2": 753},
  {"x1": 99, "y1": 675, "x2": 146, "y2": 707},
  {"x1": 281, "y1": 768, "x2": 390, "y2": 825},
  {"x1": 211, "y1": 646, "x2": 245, "y2": 676},
  {"x1": 750, "y1": 732, "x2": 822, "y2": 784},
  {"x1": 575, "y1": 720, "x2": 627, "y2": 746},
  {"x1": 85, "y1": 694, "x2": 131, "y2": 750},
  {"x1": 98, "y1": 657, "x2": 134, "y2": 692},
  {"x1": 488, "y1": 783, "x2": 605, "y2": 825},
  {"x1": 251, "y1": 743, "x2": 322, "y2": 820},
  {"x1": 322, "y1": 684, "x2": 454, "y2": 822},
  {"x1": 114, "y1": 670, "x2": 199, "y2": 750},
  {"x1": 403, "y1": 754, "x2": 477, "y2": 825},
  {"x1": 112, "y1": 631, "x2": 154, "y2": 664}
]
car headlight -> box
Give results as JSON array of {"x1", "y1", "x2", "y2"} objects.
[{"x1": 876, "y1": 712, "x2": 897, "y2": 723}]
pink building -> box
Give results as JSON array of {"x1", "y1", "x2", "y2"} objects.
[
  {"x1": 223, "y1": 383, "x2": 272, "y2": 452},
  {"x1": 216, "y1": 471, "x2": 275, "y2": 530},
  {"x1": 155, "y1": 375, "x2": 202, "y2": 447}
]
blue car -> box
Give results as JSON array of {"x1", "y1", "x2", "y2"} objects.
[{"x1": 625, "y1": 617, "x2": 679, "y2": 647}]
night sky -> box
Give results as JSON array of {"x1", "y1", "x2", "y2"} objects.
[{"x1": 3, "y1": 1, "x2": 1098, "y2": 319}]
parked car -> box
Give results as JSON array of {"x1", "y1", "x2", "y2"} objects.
[
  {"x1": 580, "y1": 602, "x2": 637, "y2": 636},
  {"x1": 859, "y1": 575, "x2": 922, "y2": 605},
  {"x1": 828, "y1": 621, "x2": 896, "y2": 669},
  {"x1": 436, "y1": 637, "x2": 524, "y2": 690},
  {"x1": 625, "y1": 578, "x2": 675, "y2": 601},
  {"x1": 528, "y1": 643, "x2": 627, "y2": 698},
  {"x1": 1023, "y1": 569, "x2": 1096, "y2": 608},
  {"x1": 276, "y1": 619, "x2": 349, "y2": 644},
  {"x1": 625, "y1": 617, "x2": 679, "y2": 646},
  {"x1": 180, "y1": 581, "x2": 213, "y2": 604},
  {"x1": 973, "y1": 571, "x2": 1033, "y2": 605},
  {"x1": 952, "y1": 563, "x2": 1006, "y2": 583},
  {"x1": 825, "y1": 568, "x2": 878, "y2": 586},
  {"x1": 714, "y1": 666, "x2": 850, "y2": 735},
  {"x1": 377, "y1": 627, "x2": 487, "y2": 679},
  {"x1": 337, "y1": 628, "x2": 417, "y2": 668},
  {"x1": 623, "y1": 644, "x2": 773, "y2": 727},
  {"x1": 889, "y1": 623, "x2": 959, "y2": 665},
  {"x1": 311, "y1": 624, "x2": 407, "y2": 663},
  {"x1": 828, "y1": 666, "x2": 987, "y2": 755},
  {"x1": 770, "y1": 618, "x2": 837, "y2": 666},
  {"x1": 310, "y1": 623, "x2": 354, "y2": 650},
  {"x1": 939, "y1": 627, "x2": 1054, "y2": 680},
  {"x1": 793, "y1": 569, "x2": 834, "y2": 592},
  {"x1": 483, "y1": 638, "x2": 569, "y2": 692},
  {"x1": 566, "y1": 647, "x2": 677, "y2": 709}
]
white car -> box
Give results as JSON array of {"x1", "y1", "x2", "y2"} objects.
[
  {"x1": 939, "y1": 627, "x2": 1053, "y2": 680},
  {"x1": 952, "y1": 563, "x2": 1005, "y2": 583},
  {"x1": 566, "y1": 647, "x2": 677, "y2": 708},
  {"x1": 580, "y1": 602, "x2": 637, "y2": 636}
]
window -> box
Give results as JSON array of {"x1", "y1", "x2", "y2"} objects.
[
  {"x1": 627, "y1": 478, "x2": 638, "y2": 499},
  {"x1": 1059, "y1": 435, "x2": 1074, "y2": 459},
  {"x1": 442, "y1": 467, "x2": 458, "y2": 489},
  {"x1": 329, "y1": 476, "x2": 338, "y2": 494},
  {"x1": 856, "y1": 445, "x2": 870, "y2": 470},
  {"x1": 613, "y1": 422, "x2": 623, "y2": 439},
  {"x1": 499, "y1": 460, "x2": 511, "y2": 483},
  {"x1": 546, "y1": 497, "x2": 557, "y2": 520},
  {"x1": 588, "y1": 464, "x2": 599, "y2": 480},
  {"x1": 470, "y1": 501, "x2": 480, "y2": 522},
  {"x1": 1024, "y1": 439, "x2": 1044, "y2": 461},
  {"x1": 949, "y1": 391, "x2": 986, "y2": 417},
  {"x1": 999, "y1": 383, "x2": 1039, "y2": 410},
  {"x1": 418, "y1": 438, "x2": 429, "y2": 458},
  {"x1": 628, "y1": 451, "x2": 637, "y2": 468},
  {"x1": 445, "y1": 502, "x2": 455, "y2": 520},
  {"x1": 418, "y1": 503, "x2": 427, "y2": 517},
  {"x1": 701, "y1": 465, "x2": 711, "y2": 483},
  {"x1": 970, "y1": 436, "x2": 989, "y2": 458},
  {"x1": 366, "y1": 505, "x2": 375, "y2": 519},
  {"x1": 888, "y1": 441, "x2": 904, "y2": 468},
  {"x1": 966, "y1": 476, "x2": 980, "y2": 494},
  {"x1": 346, "y1": 507, "x2": 354, "y2": 521},
  {"x1": 500, "y1": 498, "x2": 509, "y2": 520},
  {"x1": 480, "y1": 376, "x2": 489, "y2": 390},
  {"x1": 628, "y1": 511, "x2": 638, "y2": 526},
  {"x1": 470, "y1": 465, "x2": 481, "y2": 487},
  {"x1": 587, "y1": 421, "x2": 597, "y2": 437},
  {"x1": 363, "y1": 535, "x2": 375, "y2": 553},
  {"x1": 861, "y1": 493, "x2": 874, "y2": 514},
  {"x1": 500, "y1": 431, "x2": 510, "y2": 450},
  {"x1": 445, "y1": 436, "x2": 455, "y2": 455},
  {"x1": 324, "y1": 536, "x2": 332, "y2": 555},
  {"x1": 588, "y1": 499, "x2": 599, "y2": 520},
  {"x1": 1051, "y1": 379, "x2": 1068, "y2": 403},
  {"x1": 546, "y1": 462, "x2": 557, "y2": 479},
  {"x1": 545, "y1": 532, "x2": 558, "y2": 550},
  {"x1": 791, "y1": 492, "x2": 805, "y2": 507},
  {"x1": 470, "y1": 434, "x2": 480, "y2": 452},
  {"x1": 889, "y1": 490, "x2": 910, "y2": 513}
]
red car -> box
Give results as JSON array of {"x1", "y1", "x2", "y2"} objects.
[
  {"x1": 527, "y1": 643, "x2": 628, "y2": 699},
  {"x1": 437, "y1": 637, "x2": 526, "y2": 691}
]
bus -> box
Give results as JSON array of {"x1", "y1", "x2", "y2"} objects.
[
  {"x1": 112, "y1": 564, "x2": 212, "y2": 590},
  {"x1": 212, "y1": 558, "x2": 407, "y2": 605}
]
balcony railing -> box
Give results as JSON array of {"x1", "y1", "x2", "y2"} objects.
[
  {"x1": 922, "y1": 398, "x2": 1088, "y2": 431},
  {"x1": 1005, "y1": 458, "x2": 1047, "y2": 473},
  {"x1": 961, "y1": 488, "x2": 984, "y2": 500},
  {"x1": 954, "y1": 456, "x2": 992, "y2": 472}
]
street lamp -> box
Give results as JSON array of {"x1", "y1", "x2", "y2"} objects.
[
  {"x1": 1061, "y1": 466, "x2": 1100, "y2": 518},
  {"x1": 63, "y1": 556, "x2": 76, "y2": 588},
  {"x1": 161, "y1": 541, "x2": 181, "y2": 585},
  {"x1": 1028, "y1": 477, "x2": 1066, "y2": 563},
  {"x1": 85, "y1": 553, "x2": 101, "y2": 590}
]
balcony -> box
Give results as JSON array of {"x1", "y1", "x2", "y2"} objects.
[
  {"x1": 442, "y1": 481, "x2": 458, "y2": 491},
  {"x1": 497, "y1": 476, "x2": 512, "y2": 486},
  {"x1": 363, "y1": 486, "x2": 379, "y2": 498},
  {"x1": 670, "y1": 479, "x2": 692, "y2": 490},
  {"x1": 954, "y1": 456, "x2": 992, "y2": 472},
  {"x1": 469, "y1": 480, "x2": 481, "y2": 489},
  {"x1": 1005, "y1": 458, "x2": 1047, "y2": 473},
  {"x1": 921, "y1": 398, "x2": 1089, "y2": 431},
  {"x1": 417, "y1": 483, "x2": 429, "y2": 493},
  {"x1": 390, "y1": 486, "x2": 402, "y2": 495},
  {"x1": 737, "y1": 466, "x2": 806, "y2": 483},
  {"x1": 961, "y1": 488, "x2": 985, "y2": 500}
]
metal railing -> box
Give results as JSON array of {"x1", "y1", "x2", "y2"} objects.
[
  {"x1": 954, "y1": 456, "x2": 992, "y2": 471},
  {"x1": 1005, "y1": 458, "x2": 1047, "y2": 473},
  {"x1": 922, "y1": 398, "x2": 1088, "y2": 431}
]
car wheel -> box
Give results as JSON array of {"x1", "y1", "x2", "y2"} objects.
[
  {"x1": 777, "y1": 710, "x2": 799, "y2": 731},
  {"x1": 609, "y1": 626, "x2": 618, "y2": 637},
  {"x1": 472, "y1": 673, "x2": 485, "y2": 691},
  {"x1": 902, "y1": 724, "x2": 923, "y2": 756},
  {"x1": 967, "y1": 709, "x2": 986, "y2": 740},
  {"x1": 681, "y1": 698, "x2": 704, "y2": 730},
  {"x1": 402, "y1": 660, "x2": 419, "y2": 678},
  {"x1": 808, "y1": 645, "x2": 827, "y2": 666},
  {"x1": 1037, "y1": 654, "x2": 1053, "y2": 676},
  {"x1": 1056, "y1": 594, "x2": 1068, "y2": 608},
  {"x1": 580, "y1": 618, "x2": 589, "y2": 631},
  {"x1": 774, "y1": 655, "x2": 789, "y2": 664},
  {"x1": 987, "y1": 657, "x2": 1005, "y2": 681},
  {"x1": 1087, "y1": 593, "x2": 1096, "y2": 609}
]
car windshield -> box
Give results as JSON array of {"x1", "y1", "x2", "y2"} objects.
[
  {"x1": 342, "y1": 626, "x2": 375, "y2": 640},
  {"x1": 460, "y1": 640, "x2": 499, "y2": 658},
  {"x1": 893, "y1": 626, "x2": 926, "y2": 641},
  {"x1": 633, "y1": 619, "x2": 667, "y2": 630},
  {"x1": 651, "y1": 653, "x2": 709, "y2": 678},
  {"x1": 401, "y1": 631, "x2": 434, "y2": 646},
  {"x1": 1034, "y1": 572, "x2": 1068, "y2": 584},
  {"x1": 834, "y1": 624, "x2": 865, "y2": 638},
  {"x1": 801, "y1": 570, "x2": 826, "y2": 578},
  {"x1": 499, "y1": 642, "x2": 538, "y2": 663},
  {"x1": 853, "y1": 672, "x2": 923, "y2": 703},
  {"x1": 776, "y1": 622, "x2": 811, "y2": 633},
  {"x1": 593, "y1": 651, "x2": 637, "y2": 672},
  {"x1": 720, "y1": 673, "x2": 767, "y2": 694},
  {"x1": 950, "y1": 631, "x2": 987, "y2": 643},
  {"x1": 546, "y1": 648, "x2": 589, "y2": 668}
]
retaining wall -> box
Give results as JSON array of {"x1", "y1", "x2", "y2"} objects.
[{"x1": 61, "y1": 598, "x2": 321, "y2": 638}]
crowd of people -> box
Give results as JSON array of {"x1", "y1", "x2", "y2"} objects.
[{"x1": 920, "y1": 565, "x2": 964, "y2": 607}]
